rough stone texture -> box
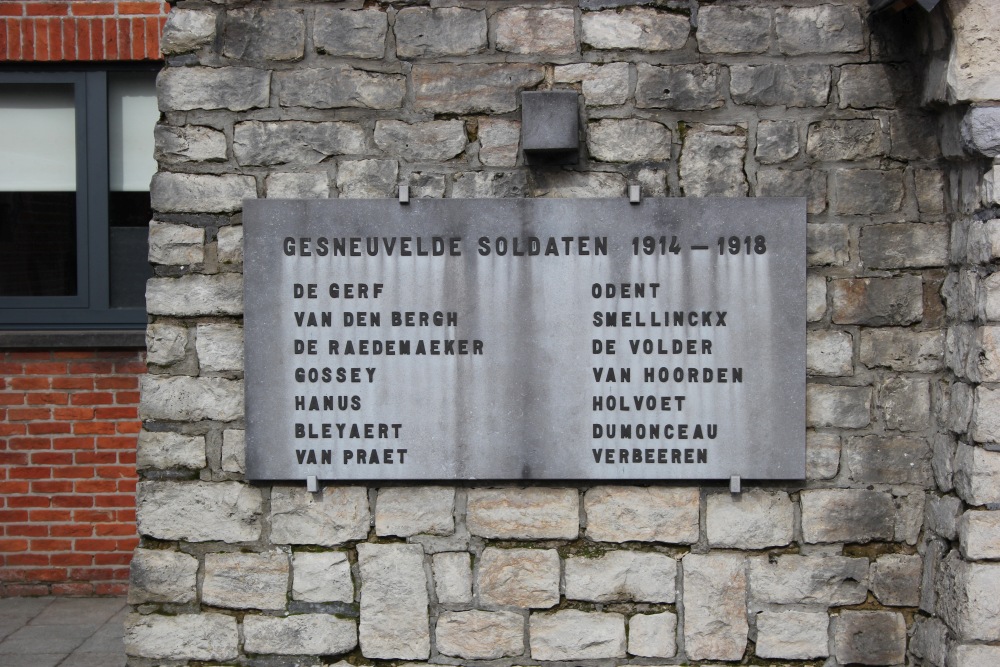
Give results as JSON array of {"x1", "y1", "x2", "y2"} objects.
[
  {"x1": 375, "y1": 486, "x2": 454, "y2": 537},
  {"x1": 776, "y1": 5, "x2": 864, "y2": 55},
  {"x1": 839, "y1": 64, "x2": 907, "y2": 109},
  {"x1": 938, "y1": 552, "x2": 1000, "y2": 640},
  {"x1": 635, "y1": 63, "x2": 724, "y2": 110},
  {"x1": 801, "y1": 489, "x2": 895, "y2": 543},
  {"x1": 749, "y1": 554, "x2": 869, "y2": 606},
  {"x1": 862, "y1": 223, "x2": 950, "y2": 269},
  {"x1": 124, "y1": 613, "x2": 238, "y2": 661},
  {"x1": 962, "y1": 106, "x2": 1000, "y2": 157},
  {"x1": 806, "y1": 383, "x2": 872, "y2": 428},
  {"x1": 581, "y1": 8, "x2": 688, "y2": 52},
  {"x1": 160, "y1": 9, "x2": 215, "y2": 55},
  {"x1": 834, "y1": 169, "x2": 905, "y2": 214},
  {"x1": 960, "y1": 511, "x2": 1000, "y2": 560},
  {"x1": 478, "y1": 548, "x2": 559, "y2": 608},
  {"x1": 292, "y1": 551, "x2": 353, "y2": 603},
  {"x1": 203, "y1": 551, "x2": 288, "y2": 610},
  {"x1": 584, "y1": 486, "x2": 699, "y2": 543},
  {"x1": 270, "y1": 486, "x2": 369, "y2": 546},
  {"x1": 830, "y1": 276, "x2": 923, "y2": 326},
  {"x1": 954, "y1": 443, "x2": 1000, "y2": 506},
  {"x1": 243, "y1": 614, "x2": 357, "y2": 655},
  {"x1": 275, "y1": 67, "x2": 405, "y2": 110},
  {"x1": 833, "y1": 610, "x2": 907, "y2": 666},
  {"x1": 158, "y1": 67, "x2": 270, "y2": 112},
  {"x1": 336, "y1": 159, "x2": 398, "y2": 198},
  {"x1": 846, "y1": 434, "x2": 932, "y2": 485},
  {"x1": 433, "y1": 552, "x2": 472, "y2": 604},
  {"x1": 807, "y1": 119, "x2": 882, "y2": 161},
  {"x1": 529, "y1": 610, "x2": 626, "y2": 660},
  {"x1": 217, "y1": 226, "x2": 244, "y2": 265},
  {"x1": 413, "y1": 64, "x2": 544, "y2": 114},
  {"x1": 879, "y1": 377, "x2": 931, "y2": 432},
  {"x1": 148, "y1": 221, "x2": 204, "y2": 266},
  {"x1": 374, "y1": 120, "x2": 466, "y2": 162},
  {"x1": 223, "y1": 8, "x2": 304, "y2": 61},
  {"x1": 683, "y1": 553, "x2": 748, "y2": 661},
  {"x1": 628, "y1": 612, "x2": 676, "y2": 658},
  {"x1": 861, "y1": 328, "x2": 945, "y2": 371},
  {"x1": 928, "y1": 494, "x2": 963, "y2": 541},
  {"x1": 755, "y1": 610, "x2": 829, "y2": 659},
  {"x1": 151, "y1": 173, "x2": 256, "y2": 214},
  {"x1": 588, "y1": 119, "x2": 671, "y2": 162},
  {"x1": 136, "y1": 431, "x2": 205, "y2": 470},
  {"x1": 140, "y1": 375, "x2": 243, "y2": 422},
  {"x1": 917, "y1": 169, "x2": 947, "y2": 215},
  {"x1": 911, "y1": 617, "x2": 950, "y2": 667},
  {"x1": 706, "y1": 489, "x2": 794, "y2": 549},
  {"x1": 136, "y1": 481, "x2": 262, "y2": 543},
  {"x1": 554, "y1": 63, "x2": 629, "y2": 106},
  {"x1": 807, "y1": 274, "x2": 827, "y2": 322},
  {"x1": 807, "y1": 431, "x2": 841, "y2": 480},
  {"x1": 872, "y1": 554, "x2": 922, "y2": 606},
  {"x1": 564, "y1": 551, "x2": 676, "y2": 602},
  {"x1": 758, "y1": 169, "x2": 828, "y2": 215},
  {"x1": 952, "y1": 644, "x2": 1000, "y2": 666},
  {"x1": 495, "y1": 8, "x2": 575, "y2": 56},
  {"x1": 358, "y1": 543, "x2": 430, "y2": 660},
  {"x1": 147, "y1": 274, "x2": 243, "y2": 317},
  {"x1": 807, "y1": 330, "x2": 853, "y2": 376},
  {"x1": 146, "y1": 322, "x2": 188, "y2": 366},
  {"x1": 394, "y1": 7, "x2": 487, "y2": 58},
  {"x1": 730, "y1": 64, "x2": 831, "y2": 107},
  {"x1": 891, "y1": 112, "x2": 942, "y2": 160},
  {"x1": 235, "y1": 121, "x2": 367, "y2": 166},
  {"x1": 756, "y1": 120, "x2": 799, "y2": 163},
  {"x1": 435, "y1": 610, "x2": 523, "y2": 660},
  {"x1": 947, "y1": 0, "x2": 1000, "y2": 102},
  {"x1": 266, "y1": 172, "x2": 330, "y2": 199},
  {"x1": 530, "y1": 169, "x2": 626, "y2": 197},
  {"x1": 466, "y1": 487, "x2": 578, "y2": 539},
  {"x1": 313, "y1": 8, "x2": 386, "y2": 59},
  {"x1": 154, "y1": 125, "x2": 227, "y2": 164},
  {"x1": 451, "y1": 171, "x2": 527, "y2": 198},
  {"x1": 478, "y1": 119, "x2": 520, "y2": 167},
  {"x1": 679, "y1": 126, "x2": 748, "y2": 197},
  {"x1": 221, "y1": 429, "x2": 245, "y2": 474},
  {"x1": 408, "y1": 172, "x2": 447, "y2": 198},
  {"x1": 972, "y1": 387, "x2": 1000, "y2": 445},
  {"x1": 127, "y1": 549, "x2": 198, "y2": 604},
  {"x1": 195, "y1": 323, "x2": 243, "y2": 373},
  {"x1": 698, "y1": 6, "x2": 770, "y2": 54}
]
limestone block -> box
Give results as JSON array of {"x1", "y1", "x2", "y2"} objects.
[
  {"x1": 946, "y1": 0, "x2": 1000, "y2": 102},
  {"x1": 408, "y1": 172, "x2": 446, "y2": 198},
  {"x1": 636, "y1": 168, "x2": 669, "y2": 196},
  {"x1": 679, "y1": 126, "x2": 748, "y2": 197},
  {"x1": 243, "y1": 614, "x2": 357, "y2": 655},
  {"x1": 871, "y1": 554, "x2": 921, "y2": 606},
  {"x1": 628, "y1": 612, "x2": 676, "y2": 658},
  {"x1": 972, "y1": 387, "x2": 1000, "y2": 445},
  {"x1": 982, "y1": 273, "x2": 1000, "y2": 321},
  {"x1": 755, "y1": 610, "x2": 829, "y2": 659},
  {"x1": 530, "y1": 170, "x2": 626, "y2": 198},
  {"x1": 154, "y1": 125, "x2": 226, "y2": 164},
  {"x1": 955, "y1": 443, "x2": 1000, "y2": 506},
  {"x1": 435, "y1": 610, "x2": 523, "y2": 660},
  {"x1": 270, "y1": 486, "x2": 369, "y2": 546},
  {"x1": 147, "y1": 274, "x2": 243, "y2": 318},
  {"x1": 927, "y1": 495, "x2": 963, "y2": 540},
  {"x1": 807, "y1": 431, "x2": 841, "y2": 480},
  {"x1": 234, "y1": 121, "x2": 367, "y2": 166},
  {"x1": 151, "y1": 173, "x2": 256, "y2": 214},
  {"x1": 756, "y1": 120, "x2": 799, "y2": 163},
  {"x1": 136, "y1": 480, "x2": 261, "y2": 542},
  {"x1": 635, "y1": 63, "x2": 724, "y2": 110},
  {"x1": 683, "y1": 553, "x2": 748, "y2": 661},
  {"x1": 374, "y1": 120, "x2": 466, "y2": 161},
  {"x1": 478, "y1": 548, "x2": 559, "y2": 608},
  {"x1": 807, "y1": 274, "x2": 827, "y2": 322},
  {"x1": 960, "y1": 511, "x2": 1000, "y2": 560},
  {"x1": 860, "y1": 329, "x2": 945, "y2": 371},
  {"x1": 730, "y1": 64, "x2": 831, "y2": 107},
  {"x1": 833, "y1": 169, "x2": 905, "y2": 214},
  {"x1": 195, "y1": 323, "x2": 243, "y2": 373},
  {"x1": 832, "y1": 610, "x2": 907, "y2": 665},
  {"x1": 776, "y1": 5, "x2": 863, "y2": 54},
  {"x1": 313, "y1": 8, "x2": 386, "y2": 59},
  {"x1": 878, "y1": 377, "x2": 931, "y2": 432},
  {"x1": 336, "y1": 159, "x2": 398, "y2": 198},
  {"x1": 554, "y1": 63, "x2": 629, "y2": 107},
  {"x1": 375, "y1": 486, "x2": 454, "y2": 537},
  {"x1": 160, "y1": 9, "x2": 215, "y2": 55},
  {"x1": 564, "y1": 551, "x2": 676, "y2": 602},
  {"x1": 839, "y1": 63, "x2": 908, "y2": 109},
  {"x1": 706, "y1": 489, "x2": 794, "y2": 549},
  {"x1": 358, "y1": 543, "x2": 429, "y2": 659},
  {"x1": 140, "y1": 375, "x2": 243, "y2": 422},
  {"x1": 203, "y1": 551, "x2": 288, "y2": 610},
  {"x1": 806, "y1": 383, "x2": 871, "y2": 428},
  {"x1": 124, "y1": 613, "x2": 238, "y2": 661},
  {"x1": 467, "y1": 487, "x2": 578, "y2": 539},
  {"x1": 275, "y1": 67, "x2": 405, "y2": 110},
  {"x1": 830, "y1": 276, "x2": 923, "y2": 326},
  {"x1": 758, "y1": 169, "x2": 827, "y2": 215},
  {"x1": 916, "y1": 169, "x2": 947, "y2": 215},
  {"x1": 221, "y1": 429, "x2": 245, "y2": 473},
  {"x1": 266, "y1": 173, "x2": 329, "y2": 199},
  {"x1": 496, "y1": 8, "x2": 576, "y2": 56},
  {"x1": 136, "y1": 431, "x2": 205, "y2": 470},
  {"x1": 973, "y1": 325, "x2": 1000, "y2": 381},
  {"x1": 962, "y1": 106, "x2": 1000, "y2": 157},
  {"x1": 581, "y1": 8, "x2": 688, "y2": 51},
  {"x1": 433, "y1": 552, "x2": 472, "y2": 604},
  {"x1": 478, "y1": 119, "x2": 520, "y2": 167},
  {"x1": 146, "y1": 322, "x2": 187, "y2": 366},
  {"x1": 895, "y1": 489, "x2": 926, "y2": 545},
  {"x1": 807, "y1": 330, "x2": 853, "y2": 377},
  {"x1": 158, "y1": 67, "x2": 269, "y2": 112},
  {"x1": 911, "y1": 617, "x2": 949, "y2": 667},
  {"x1": 394, "y1": 7, "x2": 486, "y2": 58},
  {"x1": 749, "y1": 554, "x2": 868, "y2": 606},
  {"x1": 890, "y1": 112, "x2": 942, "y2": 160},
  {"x1": 584, "y1": 486, "x2": 698, "y2": 543},
  {"x1": 937, "y1": 551, "x2": 1000, "y2": 640},
  {"x1": 127, "y1": 549, "x2": 198, "y2": 604},
  {"x1": 951, "y1": 644, "x2": 1000, "y2": 667},
  {"x1": 223, "y1": 8, "x2": 303, "y2": 61},
  {"x1": 413, "y1": 64, "x2": 544, "y2": 114},
  {"x1": 587, "y1": 119, "x2": 671, "y2": 162},
  {"x1": 697, "y1": 6, "x2": 770, "y2": 54},
  {"x1": 801, "y1": 489, "x2": 895, "y2": 543},
  {"x1": 846, "y1": 434, "x2": 932, "y2": 485},
  {"x1": 807, "y1": 119, "x2": 882, "y2": 161},
  {"x1": 217, "y1": 226, "x2": 243, "y2": 265},
  {"x1": 529, "y1": 610, "x2": 626, "y2": 660},
  {"x1": 292, "y1": 551, "x2": 353, "y2": 603},
  {"x1": 148, "y1": 221, "x2": 204, "y2": 266},
  {"x1": 451, "y1": 171, "x2": 527, "y2": 198}
]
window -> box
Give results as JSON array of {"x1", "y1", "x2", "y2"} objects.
[{"x1": 0, "y1": 67, "x2": 158, "y2": 330}]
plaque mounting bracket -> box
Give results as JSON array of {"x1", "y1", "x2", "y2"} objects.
[
  {"x1": 306, "y1": 475, "x2": 319, "y2": 493},
  {"x1": 398, "y1": 185, "x2": 410, "y2": 205},
  {"x1": 629, "y1": 184, "x2": 642, "y2": 204},
  {"x1": 730, "y1": 475, "x2": 742, "y2": 494}
]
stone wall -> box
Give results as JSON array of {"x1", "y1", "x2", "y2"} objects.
[{"x1": 130, "y1": 1, "x2": 995, "y2": 665}]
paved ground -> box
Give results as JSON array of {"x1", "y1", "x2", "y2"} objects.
[{"x1": 0, "y1": 597, "x2": 126, "y2": 667}]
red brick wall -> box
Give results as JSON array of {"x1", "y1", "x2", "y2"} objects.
[
  {"x1": 0, "y1": 0, "x2": 169, "y2": 61},
  {"x1": 0, "y1": 349, "x2": 145, "y2": 596}
]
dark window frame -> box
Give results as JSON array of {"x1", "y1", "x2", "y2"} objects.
[{"x1": 0, "y1": 65, "x2": 158, "y2": 331}]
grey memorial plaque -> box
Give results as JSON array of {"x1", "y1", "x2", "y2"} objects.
[{"x1": 243, "y1": 198, "x2": 806, "y2": 481}]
